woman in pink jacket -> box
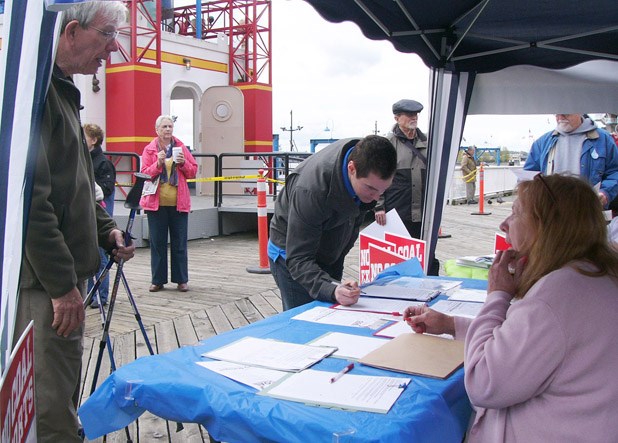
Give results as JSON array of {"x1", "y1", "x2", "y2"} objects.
[
  {"x1": 406, "y1": 174, "x2": 618, "y2": 442},
  {"x1": 140, "y1": 115, "x2": 197, "y2": 292}
]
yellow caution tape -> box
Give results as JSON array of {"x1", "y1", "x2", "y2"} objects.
[{"x1": 115, "y1": 174, "x2": 285, "y2": 187}]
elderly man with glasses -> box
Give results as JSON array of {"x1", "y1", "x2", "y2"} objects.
[
  {"x1": 13, "y1": 2, "x2": 134, "y2": 442},
  {"x1": 524, "y1": 113, "x2": 618, "y2": 208}
]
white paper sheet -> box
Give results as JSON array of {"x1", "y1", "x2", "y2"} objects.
[
  {"x1": 292, "y1": 306, "x2": 389, "y2": 329},
  {"x1": 448, "y1": 289, "x2": 487, "y2": 303},
  {"x1": 202, "y1": 337, "x2": 337, "y2": 372},
  {"x1": 374, "y1": 321, "x2": 453, "y2": 340},
  {"x1": 260, "y1": 368, "x2": 410, "y2": 414},
  {"x1": 430, "y1": 300, "x2": 484, "y2": 319},
  {"x1": 196, "y1": 360, "x2": 288, "y2": 391},
  {"x1": 360, "y1": 208, "x2": 409, "y2": 239},
  {"x1": 308, "y1": 332, "x2": 390, "y2": 360}
]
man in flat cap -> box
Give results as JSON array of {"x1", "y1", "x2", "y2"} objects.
[{"x1": 374, "y1": 99, "x2": 439, "y2": 275}]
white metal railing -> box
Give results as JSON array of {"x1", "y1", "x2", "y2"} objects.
[{"x1": 448, "y1": 165, "x2": 522, "y2": 202}]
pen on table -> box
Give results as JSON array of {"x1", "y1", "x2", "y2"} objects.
[{"x1": 330, "y1": 363, "x2": 354, "y2": 383}]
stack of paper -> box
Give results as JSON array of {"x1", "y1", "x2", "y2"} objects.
[
  {"x1": 360, "y1": 276, "x2": 462, "y2": 302},
  {"x1": 260, "y1": 369, "x2": 410, "y2": 414},
  {"x1": 202, "y1": 337, "x2": 337, "y2": 372},
  {"x1": 455, "y1": 255, "x2": 494, "y2": 269}
]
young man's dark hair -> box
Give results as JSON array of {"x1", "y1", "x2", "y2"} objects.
[{"x1": 349, "y1": 135, "x2": 397, "y2": 179}]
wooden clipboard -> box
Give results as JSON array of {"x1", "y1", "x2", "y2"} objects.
[{"x1": 360, "y1": 333, "x2": 464, "y2": 379}]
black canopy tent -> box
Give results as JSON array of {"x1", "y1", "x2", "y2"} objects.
[{"x1": 303, "y1": 0, "x2": 618, "y2": 265}]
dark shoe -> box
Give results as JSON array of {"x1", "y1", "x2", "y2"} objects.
[
  {"x1": 149, "y1": 284, "x2": 164, "y2": 292},
  {"x1": 468, "y1": 199, "x2": 478, "y2": 204},
  {"x1": 177, "y1": 283, "x2": 189, "y2": 292}
]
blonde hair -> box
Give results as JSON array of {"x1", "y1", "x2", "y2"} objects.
[{"x1": 515, "y1": 174, "x2": 618, "y2": 298}]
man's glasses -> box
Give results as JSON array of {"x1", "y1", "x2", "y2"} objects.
[
  {"x1": 534, "y1": 173, "x2": 557, "y2": 204},
  {"x1": 90, "y1": 25, "x2": 119, "y2": 41}
]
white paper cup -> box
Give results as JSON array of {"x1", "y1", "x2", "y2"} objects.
[{"x1": 172, "y1": 147, "x2": 182, "y2": 162}]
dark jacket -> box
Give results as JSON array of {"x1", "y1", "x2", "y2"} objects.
[
  {"x1": 90, "y1": 145, "x2": 116, "y2": 197},
  {"x1": 20, "y1": 65, "x2": 116, "y2": 298},
  {"x1": 375, "y1": 126, "x2": 428, "y2": 223},
  {"x1": 269, "y1": 138, "x2": 375, "y2": 302}
]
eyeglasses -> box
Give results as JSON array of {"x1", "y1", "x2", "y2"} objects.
[
  {"x1": 534, "y1": 173, "x2": 557, "y2": 204},
  {"x1": 90, "y1": 25, "x2": 119, "y2": 41}
]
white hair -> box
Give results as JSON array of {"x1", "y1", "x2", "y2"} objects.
[{"x1": 61, "y1": 1, "x2": 127, "y2": 32}]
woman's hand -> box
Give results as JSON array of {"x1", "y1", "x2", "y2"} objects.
[
  {"x1": 404, "y1": 305, "x2": 455, "y2": 336},
  {"x1": 488, "y1": 249, "x2": 526, "y2": 296},
  {"x1": 157, "y1": 149, "x2": 166, "y2": 168},
  {"x1": 175, "y1": 150, "x2": 185, "y2": 165}
]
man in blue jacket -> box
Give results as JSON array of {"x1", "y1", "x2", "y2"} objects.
[{"x1": 524, "y1": 113, "x2": 618, "y2": 207}]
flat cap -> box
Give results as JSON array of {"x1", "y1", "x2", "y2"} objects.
[{"x1": 392, "y1": 99, "x2": 423, "y2": 114}]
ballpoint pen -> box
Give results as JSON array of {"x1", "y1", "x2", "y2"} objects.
[{"x1": 330, "y1": 363, "x2": 354, "y2": 383}]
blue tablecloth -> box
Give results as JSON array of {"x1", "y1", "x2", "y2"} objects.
[{"x1": 79, "y1": 276, "x2": 487, "y2": 442}]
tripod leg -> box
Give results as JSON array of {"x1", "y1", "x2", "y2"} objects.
[
  {"x1": 121, "y1": 271, "x2": 155, "y2": 355},
  {"x1": 84, "y1": 257, "x2": 114, "y2": 308},
  {"x1": 89, "y1": 257, "x2": 125, "y2": 395}
]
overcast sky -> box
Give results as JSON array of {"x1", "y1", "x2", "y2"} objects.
[
  {"x1": 271, "y1": 0, "x2": 559, "y2": 152},
  {"x1": 173, "y1": 0, "x2": 560, "y2": 152}
]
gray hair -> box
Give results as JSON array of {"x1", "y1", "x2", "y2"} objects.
[
  {"x1": 61, "y1": 1, "x2": 127, "y2": 32},
  {"x1": 155, "y1": 115, "x2": 175, "y2": 130}
]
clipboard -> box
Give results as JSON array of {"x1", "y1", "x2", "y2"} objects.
[{"x1": 360, "y1": 333, "x2": 464, "y2": 379}]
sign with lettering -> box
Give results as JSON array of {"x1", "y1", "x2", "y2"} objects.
[
  {"x1": 384, "y1": 233, "x2": 427, "y2": 272},
  {"x1": 359, "y1": 211, "x2": 426, "y2": 284},
  {"x1": 366, "y1": 244, "x2": 406, "y2": 282},
  {"x1": 1, "y1": 322, "x2": 36, "y2": 443}
]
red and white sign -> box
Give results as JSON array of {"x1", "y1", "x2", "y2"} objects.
[
  {"x1": 1, "y1": 322, "x2": 36, "y2": 443},
  {"x1": 384, "y1": 233, "x2": 427, "y2": 271},
  {"x1": 358, "y1": 210, "x2": 427, "y2": 284},
  {"x1": 494, "y1": 232, "x2": 511, "y2": 252}
]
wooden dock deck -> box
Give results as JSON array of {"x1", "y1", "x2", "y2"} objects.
[{"x1": 79, "y1": 197, "x2": 514, "y2": 442}]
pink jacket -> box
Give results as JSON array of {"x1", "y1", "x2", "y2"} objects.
[
  {"x1": 139, "y1": 136, "x2": 197, "y2": 213},
  {"x1": 454, "y1": 263, "x2": 618, "y2": 442}
]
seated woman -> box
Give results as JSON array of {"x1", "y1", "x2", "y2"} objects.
[{"x1": 405, "y1": 174, "x2": 618, "y2": 442}]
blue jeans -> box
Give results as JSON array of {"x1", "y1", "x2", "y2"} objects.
[
  {"x1": 269, "y1": 256, "x2": 315, "y2": 311},
  {"x1": 88, "y1": 190, "x2": 115, "y2": 304},
  {"x1": 147, "y1": 207, "x2": 189, "y2": 285},
  {"x1": 87, "y1": 248, "x2": 110, "y2": 304}
]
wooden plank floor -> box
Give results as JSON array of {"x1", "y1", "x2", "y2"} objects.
[{"x1": 80, "y1": 197, "x2": 514, "y2": 442}]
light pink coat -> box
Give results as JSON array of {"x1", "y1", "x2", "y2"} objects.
[
  {"x1": 139, "y1": 136, "x2": 197, "y2": 212},
  {"x1": 454, "y1": 262, "x2": 618, "y2": 442}
]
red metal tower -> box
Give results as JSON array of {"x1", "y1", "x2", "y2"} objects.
[
  {"x1": 172, "y1": 0, "x2": 273, "y2": 153},
  {"x1": 105, "y1": 0, "x2": 162, "y2": 157}
]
